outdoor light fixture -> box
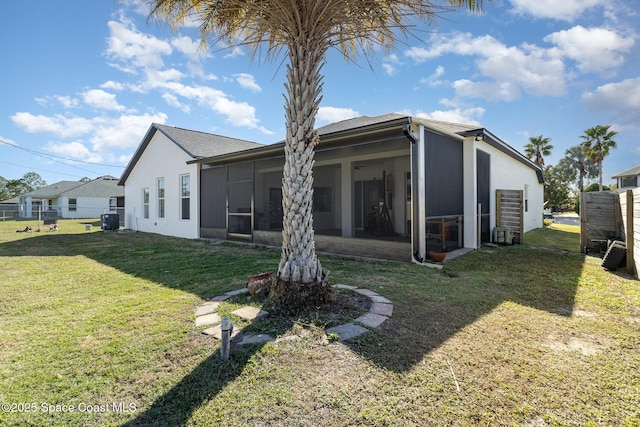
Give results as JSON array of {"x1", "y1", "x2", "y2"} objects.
[{"x1": 475, "y1": 133, "x2": 485, "y2": 141}]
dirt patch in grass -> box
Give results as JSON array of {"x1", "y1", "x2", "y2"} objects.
[
  {"x1": 220, "y1": 288, "x2": 372, "y2": 337},
  {"x1": 544, "y1": 334, "x2": 610, "y2": 356}
]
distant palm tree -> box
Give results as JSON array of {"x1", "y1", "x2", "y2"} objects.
[
  {"x1": 580, "y1": 125, "x2": 617, "y2": 191},
  {"x1": 524, "y1": 135, "x2": 553, "y2": 168},
  {"x1": 564, "y1": 145, "x2": 597, "y2": 192},
  {"x1": 149, "y1": 0, "x2": 483, "y2": 307}
]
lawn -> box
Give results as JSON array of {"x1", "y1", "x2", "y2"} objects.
[{"x1": 0, "y1": 219, "x2": 638, "y2": 426}]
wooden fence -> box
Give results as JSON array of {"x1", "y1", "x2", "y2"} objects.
[
  {"x1": 619, "y1": 189, "x2": 640, "y2": 277},
  {"x1": 496, "y1": 189, "x2": 524, "y2": 244},
  {"x1": 580, "y1": 189, "x2": 638, "y2": 277}
]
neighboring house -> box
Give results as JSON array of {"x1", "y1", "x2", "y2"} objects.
[
  {"x1": 119, "y1": 114, "x2": 544, "y2": 263},
  {"x1": 612, "y1": 165, "x2": 640, "y2": 189},
  {"x1": 0, "y1": 196, "x2": 20, "y2": 218},
  {"x1": 19, "y1": 176, "x2": 124, "y2": 219}
]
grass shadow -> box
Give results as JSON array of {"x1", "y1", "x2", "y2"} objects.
[
  {"x1": 324, "y1": 245, "x2": 586, "y2": 371},
  {"x1": 0, "y1": 220, "x2": 589, "y2": 424},
  {"x1": 121, "y1": 344, "x2": 265, "y2": 427}
]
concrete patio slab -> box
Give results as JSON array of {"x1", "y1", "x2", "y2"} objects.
[
  {"x1": 355, "y1": 312, "x2": 388, "y2": 328},
  {"x1": 370, "y1": 302, "x2": 393, "y2": 317},
  {"x1": 225, "y1": 288, "x2": 248, "y2": 297},
  {"x1": 332, "y1": 284, "x2": 357, "y2": 290},
  {"x1": 370, "y1": 295, "x2": 392, "y2": 304},
  {"x1": 236, "y1": 333, "x2": 275, "y2": 346},
  {"x1": 195, "y1": 313, "x2": 221, "y2": 327},
  {"x1": 232, "y1": 306, "x2": 269, "y2": 321},
  {"x1": 353, "y1": 288, "x2": 380, "y2": 297},
  {"x1": 202, "y1": 325, "x2": 242, "y2": 340},
  {"x1": 326, "y1": 323, "x2": 369, "y2": 342},
  {"x1": 195, "y1": 304, "x2": 217, "y2": 317}
]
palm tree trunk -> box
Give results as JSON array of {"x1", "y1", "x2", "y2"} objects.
[
  {"x1": 598, "y1": 161, "x2": 603, "y2": 191},
  {"x1": 270, "y1": 40, "x2": 334, "y2": 307}
]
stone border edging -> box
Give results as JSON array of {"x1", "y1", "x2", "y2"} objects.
[{"x1": 193, "y1": 284, "x2": 394, "y2": 344}]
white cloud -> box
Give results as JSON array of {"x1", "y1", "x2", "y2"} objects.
[
  {"x1": 35, "y1": 95, "x2": 79, "y2": 109},
  {"x1": 419, "y1": 66, "x2": 445, "y2": 87},
  {"x1": 100, "y1": 81, "x2": 124, "y2": 91},
  {"x1": 158, "y1": 81, "x2": 272, "y2": 134},
  {"x1": 89, "y1": 112, "x2": 168, "y2": 152},
  {"x1": 316, "y1": 107, "x2": 360, "y2": 124},
  {"x1": 11, "y1": 113, "x2": 94, "y2": 138},
  {"x1": 105, "y1": 19, "x2": 172, "y2": 72},
  {"x1": 44, "y1": 141, "x2": 103, "y2": 163},
  {"x1": 582, "y1": 76, "x2": 640, "y2": 125},
  {"x1": 382, "y1": 54, "x2": 401, "y2": 76},
  {"x1": 382, "y1": 63, "x2": 397, "y2": 76},
  {"x1": 134, "y1": 68, "x2": 185, "y2": 92},
  {"x1": 234, "y1": 73, "x2": 262, "y2": 93},
  {"x1": 224, "y1": 46, "x2": 245, "y2": 58},
  {"x1": 11, "y1": 111, "x2": 168, "y2": 153},
  {"x1": 162, "y1": 93, "x2": 191, "y2": 113},
  {"x1": 406, "y1": 32, "x2": 566, "y2": 100},
  {"x1": 408, "y1": 107, "x2": 485, "y2": 126},
  {"x1": 544, "y1": 26, "x2": 634, "y2": 74},
  {"x1": 508, "y1": 0, "x2": 605, "y2": 21},
  {"x1": 82, "y1": 89, "x2": 126, "y2": 111},
  {"x1": 171, "y1": 35, "x2": 208, "y2": 61}
]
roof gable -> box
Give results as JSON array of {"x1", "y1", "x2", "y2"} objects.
[
  {"x1": 119, "y1": 123, "x2": 263, "y2": 185},
  {"x1": 59, "y1": 176, "x2": 123, "y2": 198},
  {"x1": 21, "y1": 176, "x2": 123, "y2": 198},
  {"x1": 612, "y1": 164, "x2": 640, "y2": 179},
  {"x1": 22, "y1": 181, "x2": 84, "y2": 198}
]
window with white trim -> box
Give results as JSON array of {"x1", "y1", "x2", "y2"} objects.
[
  {"x1": 157, "y1": 178, "x2": 165, "y2": 219},
  {"x1": 180, "y1": 174, "x2": 190, "y2": 220},
  {"x1": 142, "y1": 188, "x2": 150, "y2": 219}
]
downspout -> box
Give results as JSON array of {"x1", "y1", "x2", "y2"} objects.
[
  {"x1": 403, "y1": 121, "x2": 428, "y2": 265},
  {"x1": 403, "y1": 122, "x2": 420, "y2": 263}
]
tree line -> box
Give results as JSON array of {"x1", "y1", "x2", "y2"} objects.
[
  {"x1": 0, "y1": 172, "x2": 47, "y2": 201},
  {"x1": 524, "y1": 125, "x2": 617, "y2": 212}
]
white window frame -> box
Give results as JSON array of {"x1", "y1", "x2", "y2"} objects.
[
  {"x1": 157, "y1": 178, "x2": 165, "y2": 219},
  {"x1": 180, "y1": 174, "x2": 190, "y2": 220},
  {"x1": 142, "y1": 188, "x2": 150, "y2": 219}
]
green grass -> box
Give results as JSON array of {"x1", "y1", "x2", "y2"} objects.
[{"x1": 0, "y1": 218, "x2": 638, "y2": 426}]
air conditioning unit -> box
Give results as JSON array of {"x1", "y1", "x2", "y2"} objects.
[
  {"x1": 494, "y1": 227, "x2": 513, "y2": 245},
  {"x1": 101, "y1": 213, "x2": 120, "y2": 231}
]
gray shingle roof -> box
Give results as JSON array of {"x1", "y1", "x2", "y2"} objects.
[
  {"x1": 119, "y1": 123, "x2": 264, "y2": 185},
  {"x1": 315, "y1": 113, "x2": 480, "y2": 136},
  {"x1": 612, "y1": 164, "x2": 640, "y2": 179},
  {"x1": 59, "y1": 176, "x2": 123, "y2": 198},
  {"x1": 154, "y1": 124, "x2": 263, "y2": 158},
  {"x1": 23, "y1": 181, "x2": 85, "y2": 198},
  {"x1": 316, "y1": 113, "x2": 407, "y2": 135},
  {"x1": 22, "y1": 176, "x2": 123, "y2": 198}
]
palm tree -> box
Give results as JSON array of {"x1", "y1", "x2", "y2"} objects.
[
  {"x1": 580, "y1": 125, "x2": 617, "y2": 191},
  {"x1": 563, "y1": 144, "x2": 597, "y2": 193},
  {"x1": 524, "y1": 135, "x2": 553, "y2": 168},
  {"x1": 149, "y1": 0, "x2": 483, "y2": 307}
]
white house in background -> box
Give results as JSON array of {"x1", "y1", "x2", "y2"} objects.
[
  {"x1": 119, "y1": 114, "x2": 544, "y2": 263},
  {"x1": 19, "y1": 176, "x2": 123, "y2": 219},
  {"x1": 118, "y1": 123, "x2": 263, "y2": 239},
  {"x1": 612, "y1": 164, "x2": 640, "y2": 189}
]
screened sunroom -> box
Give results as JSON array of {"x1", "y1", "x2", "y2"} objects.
[{"x1": 194, "y1": 113, "x2": 545, "y2": 262}]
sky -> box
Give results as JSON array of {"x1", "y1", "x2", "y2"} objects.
[{"x1": 1, "y1": 0, "x2": 639, "y2": 190}]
